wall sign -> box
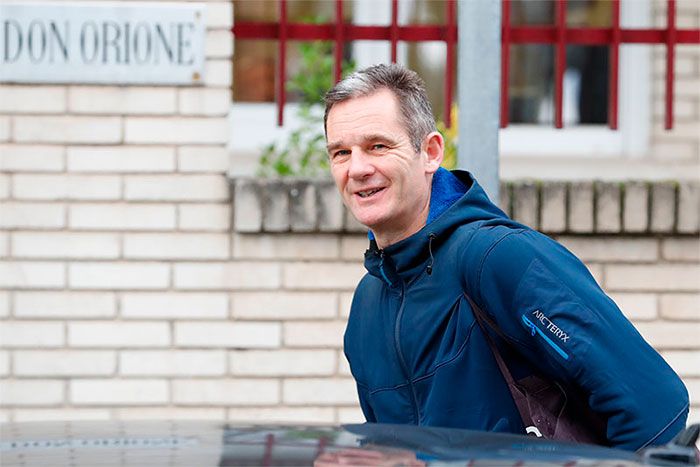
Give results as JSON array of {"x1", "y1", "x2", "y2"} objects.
[{"x1": 0, "y1": 2, "x2": 206, "y2": 85}]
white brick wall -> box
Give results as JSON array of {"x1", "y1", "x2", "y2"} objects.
[{"x1": 0, "y1": 0, "x2": 698, "y2": 429}]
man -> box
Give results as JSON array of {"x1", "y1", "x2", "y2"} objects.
[{"x1": 324, "y1": 63, "x2": 688, "y2": 451}]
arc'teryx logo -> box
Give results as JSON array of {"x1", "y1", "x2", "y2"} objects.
[{"x1": 531, "y1": 310, "x2": 570, "y2": 342}]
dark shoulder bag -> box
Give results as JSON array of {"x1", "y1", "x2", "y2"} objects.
[{"x1": 465, "y1": 294, "x2": 608, "y2": 445}]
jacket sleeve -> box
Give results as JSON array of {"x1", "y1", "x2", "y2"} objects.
[{"x1": 466, "y1": 227, "x2": 689, "y2": 451}]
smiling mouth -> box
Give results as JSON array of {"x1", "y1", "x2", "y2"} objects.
[{"x1": 356, "y1": 188, "x2": 385, "y2": 198}]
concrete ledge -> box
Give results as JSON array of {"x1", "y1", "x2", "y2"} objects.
[{"x1": 231, "y1": 177, "x2": 700, "y2": 235}]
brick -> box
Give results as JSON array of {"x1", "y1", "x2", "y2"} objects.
[
  {"x1": 662, "y1": 238, "x2": 700, "y2": 261},
  {"x1": 0, "y1": 145, "x2": 64, "y2": 172},
  {"x1": 635, "y1": 322, "x2": 700, "y2": 349},
  {"x1": 0, "y1": 117, "x2": 8, "y2": 141},
  {"x1": 0, "y1": 410, "x2": 7, "y2": 422},
  {"x1": 558, "y1": 237, "x2": 658, "y2": 262},
  {"x1": 115, "y1": 407, "x2": 225, "y2": 421},
  {"x1": 175, "y1": 322, "x2": 280, "y2": 348},
  {"x1": 178, "y1": 204, "x2": 230, "y2": 231},
  {"x1": 540, "y1": 182, "x2": 566, "y2": 233},
  {"x1": 623, "y1": 182, "x2": 649, "y2": 233},
  {"x1": 0, "y1": 380, "x2": 64, "y2": 406},
  {"x1": 229, "y1": 349, "x2": 336, "y2": 376},
  {"x1": 173, "y1": 379, "x2": 279, "y2": 405},
  {"x1": 14, "y1": 116, "x2": 121, "y2": 144},
  {"x1": 339, "y1": 292, "x2": 354, "y2": 318},
  {"x1": 125, "y1": 175, "x2": 228, "y2": 201},
  {"x1": 290, "y1": 181, "x2": 317, "y2": 231},
  {"x1": 70, "y1": 263, "x2": 169, "y2": 290},
  {"x1": 69, "y1": 203, "x2": 176, "y2": 230},
  {"x1": 71, "y1": 379, "x2": 168, "y2": 405},
  {"x1": 14, "y1": 351, "x2": 115, "y2": 376},
  {"x1": 344, "y1": 206, "x2": 367, "y2": 233},
  {"x1": 608, "y1": 293, "x2": 658, "y2": 321},
  {"x1": 317, "y1": 180, "x2": 344, "y2": 232},
  {"x1": 678, "y1": 183, "x2": 700, "y2": 233},
  {"x1": 0, "y1": 174, "x2": 8, "y2": 199},
  {"x1": 232, "y1": 292, "x2": 337, "y2": 320},
  {"x1": 338, "y1": 407, "x2": 365, "y2": 423},
  {"x1": 174, "y1": 262, "x2": 281, "y2": 290},
  {"x1": 124, "y1": 233, "x2": 229, "y2": 259},
  {"x1": 338, "y1": 351, "x2": 352, "y2": 376},
  {"x1": 0, "y1": 202, "x2": 65, "y2": 229},
  {"x1": 649, "y1": 140, "x2": 699, "y2": 161},
  {"x1": 120, "y1": 350, "x2": 226, "y2": 376},
  {"x1": 206, "y1": 1, "x2": 233, "y2": 28},
  {"x1": 0, "y1": 232, "x2": 7, "y2": 257},
  {"x1": 606, "y1": 264, "x2": 700, "y2": 292},
  {"x1": 13, "y1": 409, "x2": 110, "y2": 422},
  {"x1": 0, "y1": 321, "x2": 63, "y2": 348},
  {"x1": 125, "y1": 118, "x2": 227, "y2": 144},
  {"x1": 233, "y1": 233, "x2": 338, "y2": 259},
  {"x1": 227, "y1": 407, "x2": 334, "y2": 424},
  {"x1": 262, "y1": 180, "x2": 290, "y2": 232},
  {"x1": 650, "y1": 182, "x2": 677, "y2": 233},
  {"x1": 121, "y1": 292, "x2": 228, "y2": 319},
  {"x1": 595, "y1": 182, "x2": 622, "y2": 233},
  {"x1": 283, "y1": 262, "x2": 365, "y2": 290},
  {"x1": 511, "y1": 182, "x2": 539, "y2": 229},
  {"x1": 204, "y1": 59, "x2": 232, "y2": 87},
  {"x1": 661, "y1": 351, "x2": 700, "y2": 377},
  {"x1": 0, "y1": 351, "x2": 9, "y2": 376},
  {"x1": 283, "y1": 378, "x2": 357, "y2": 405},
  {"x1": 68, "y1": 86, "x2": 176, "y2": 114},
  {"x1": 178, "y1": 146, "x2": 229, "y2": 173},
  {"x1": 568, "y1": 182, "x2": 594, "y2": 233},
  {"x1": 205, "y1": 29, "x2": 234, "y2": 58},
  {"x1": 687, "y1": 379, "x2": 700, "y2": 406},
  {"x1": 0, "y1": 291, "x2": 9, "y2": 317},
  {"x1": 660, "y1": 294, "x2": 700, "y2": 320},
  {"x1": 15, "y1": 291, "x2": 116, "y2": 318},
  {"x1": 284, "y1": 321, "x2": 346, "y2": 348},
  {"x1": 12, "y1": 232, "x2": 120, "y2": 259},
  {"x1": 0, "y1": 116, "x2": 10, "y2": 143},
  {"x1": 233, "y1": 179, "x2": 263, "y2": 232},
  {"x1": 67, "y1": 146, "x2": 175, "y2": 173},
  {"x1": 0, "y1": 86, "x2": 66, "y2": 113},
  {"x1": 12, "y1": 174, "x2": 121, "y2": 201},
  {"x1": 68, "y1": 322, "x2": 170, "y2": 347},
  {"x1": 178, "y1": 88, "x2": 230, "y2": 116},
  {"x1": 340, "y1": 235, "x2": 369, "y2": 260},
  {"x1": 0, "y1": 262, "x2": 64, "y2": 288}
]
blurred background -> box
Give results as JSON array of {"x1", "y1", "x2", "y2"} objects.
[{"x1": 0, "y1": 0, "x2": 698, "y2": 428}]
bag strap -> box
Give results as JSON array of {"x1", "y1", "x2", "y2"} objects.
[{"x1": 464, "y1": 293, "x2": 536, "y2": 429}]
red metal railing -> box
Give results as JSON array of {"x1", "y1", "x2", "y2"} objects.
[{"x1": 233, "y1": 0, "x2": 700, "y2": 130}]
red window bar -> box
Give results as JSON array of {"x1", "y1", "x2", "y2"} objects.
[{"x1": 233, "y1": 0, "x2": 700, "y2": 130}]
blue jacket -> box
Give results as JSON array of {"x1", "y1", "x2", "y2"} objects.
[{"x1": 344, "y1": 169, "x2": 688, "y2": 451}]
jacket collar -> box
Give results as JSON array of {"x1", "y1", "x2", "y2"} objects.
[{"x1": 364, "y1": 169, "x2": 507, "y2": 285}]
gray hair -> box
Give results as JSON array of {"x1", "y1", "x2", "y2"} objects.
[{"x1": 323, "y1": 63, "x2": 436, "y2": 152}]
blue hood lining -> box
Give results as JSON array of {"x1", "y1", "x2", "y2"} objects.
[{"x1": 368, "y1": 167, "x2": 467, "y2": 241}]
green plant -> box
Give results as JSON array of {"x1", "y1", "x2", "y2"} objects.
[{"x1": 257, "y1": 36, "x2": 355, "y2": 178}]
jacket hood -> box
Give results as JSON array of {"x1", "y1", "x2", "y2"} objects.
[{"x1": 364, "y1": 168, "x2": 508, "y2": 285}]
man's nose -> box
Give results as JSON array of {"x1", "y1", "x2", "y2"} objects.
[{"x1": 347, "y1": 150, "x2": 375, "y2": 179}]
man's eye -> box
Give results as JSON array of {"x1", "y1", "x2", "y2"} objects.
[
  {"x1": 371, "y1": 144, "x2": 387, "y2": 151},
  {"x1": 332, "y1": 150, "x2": 350, "y2": 158}
]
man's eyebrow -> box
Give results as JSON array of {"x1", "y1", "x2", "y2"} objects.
[{"x1": 326, "y1": 134, "x2": 395, "y2": 152}]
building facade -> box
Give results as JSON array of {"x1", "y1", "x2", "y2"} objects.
[{"x1": 0, "y1": 0, "x2": 698, "y2": 428}]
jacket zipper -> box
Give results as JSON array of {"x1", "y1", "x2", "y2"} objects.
[
  {"x1": 520, "y1": 315, "x2": 570, "y2": 360},
  {"x1": 394, "y1": 281, "x2": 421, "y2": 424},
  {"x1": 378, "y1": 251, "x2": 393, "y2": 287}
]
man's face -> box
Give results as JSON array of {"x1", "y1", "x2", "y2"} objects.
[{"x1": 326, "y1": 89, "x2": 438, "y2": 245}]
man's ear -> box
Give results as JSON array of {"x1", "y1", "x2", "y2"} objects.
[{"x1": 422, "y1": 131, "x2": 444, "y2": 174}]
